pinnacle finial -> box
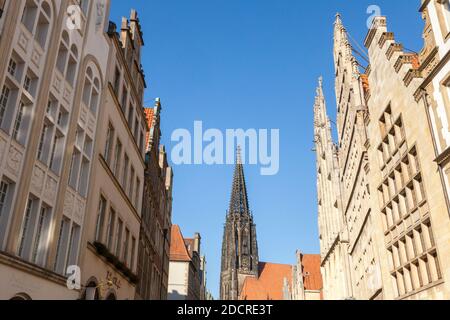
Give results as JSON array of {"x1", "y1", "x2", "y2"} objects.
[
  {"x1": 236, "y1": 146, "x2": 242, "y2": 165},
  {"x1": 316, "y1": 76, "x2": 324, "y2": 97},
  {"x1": 335, "y1": 12, "x2": 342, "y2": 24}
]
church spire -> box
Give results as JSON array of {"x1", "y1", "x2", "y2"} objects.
[
  {"x1": 228, "y1": 147, "x2": 250, "y2": 216},
  {"x1": 221, "y1": 148, "x2": 259, "y2": 300}
]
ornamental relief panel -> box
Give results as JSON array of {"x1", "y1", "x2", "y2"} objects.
[
  {"x1": 44, "y1": 175, "x2": 58, "y2": 205},
  {"x1": 6, "y1": 145, "x2": 23, "y2": 178},
  {"x1": 31, "y1": 165, "x2": 46, "y2": 194},
  {"x1": 63, "y1": 190, "x2": 75, "y2": 219}
]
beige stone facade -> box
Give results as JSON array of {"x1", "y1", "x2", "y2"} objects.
[
  {"x1": 78, "y1": 9, "x2": 148, "y2": 300},
  {"x1": 0, "y1": 1, "x2": 159, "y2": 300},
  {"x1": 0, "y1": 0, "x2": 113, "y2": 300},
  {"x1": 316, "y1": 4, "x2": 450, "y2": 300}
]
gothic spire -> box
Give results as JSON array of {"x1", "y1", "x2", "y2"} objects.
[
  {"x1": 314, "y1": 76, "x2": 329, "y2": 128},
  {"x1": 228, "y1": 147, "x2": 250, "y2": 216}
]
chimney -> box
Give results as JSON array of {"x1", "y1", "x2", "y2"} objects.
[{"x1": 194, "y1": 233, "x2": 201, "y2": 254}]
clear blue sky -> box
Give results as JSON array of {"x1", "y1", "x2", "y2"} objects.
[{"x1": 110, "y1": 0, "x2": 423, "y2": 299}]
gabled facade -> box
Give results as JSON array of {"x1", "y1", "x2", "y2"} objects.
[
  {"x1": 168, "y1": 225, "x2": 202, "y2": 300},
  {"x1": 0, "y1": 0, "x2": 111, "y2": 300},
  {"x1": 364, "y1": 14, "x2": 449, "y2": 300},
  {"x1": 316, "y1": 5, "x2": 450, "y2": 300},
  {"x1": 79, "y1": 8, "x2": 148, "y2": 300},
  {"x1": 333, "y1": 14, "x2": 384, "y2": 300},
  {"x1": 136, "y1": 98, "x2": 173, "y2": 300},
  {"x1": 314, "y1": 75, "x2": 353, "y2": 300}
]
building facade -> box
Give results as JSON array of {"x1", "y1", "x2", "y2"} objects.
[
  {"x1": 291, "y1": 251, "x2": 323, "y2": 301},
  {"x1": 0, "y1": 1, "x2": 165, "y2": 300},
  {"x1": 364, "y1": 14, "x2": 449, "y2": 300},
  {"x1": 0, "y1": 0, "x2": 111, "y2": 300},
  {"x1": 168, "y1": 225, "x2": 203, "y2": 300},
  {"x1": 136, "y1": 99, "x2": 173, "y2": 300},
  {"x1": 314, "y1": 76, "x2": 353, "y2": 300},
  {"x1": 78, "y1": 9, "x2": 148, "y2": 300},
  {"x1": 315, "y1": 4, "x2": 450, "y2": 300}
]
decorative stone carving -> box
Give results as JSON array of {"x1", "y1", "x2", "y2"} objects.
[
  {"x1": 31, "y1": 165, "x2": 45, "y2": 194},
  {"x1": 63, "y1": 190, "x2": 75, "y2": 218},
  {"x1": 31, "y1": 49, "x2": 41, "y2": 67},
  {"x1": 44, "y1": 176, "x2": 58, "y2": 204},
  {"x1": 6, "y1": 146, "x2": 23, "y2": 177},
  {"x1": 18, "y1": 31, "x2": 29, "y2": 52}
]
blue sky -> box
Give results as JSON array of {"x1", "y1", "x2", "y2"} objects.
[{"x1": 110, "y1": 0, "x2": 424, "y2": 299}]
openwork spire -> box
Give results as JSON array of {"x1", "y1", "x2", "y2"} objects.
[
  {"x1": 228, "y1": 147, "x2": 250, "y2": 216},
  {"x1": 314, "y1": 76, "x2": 328, "y2": 127}
]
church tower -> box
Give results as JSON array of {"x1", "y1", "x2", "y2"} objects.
[{"x1": 220, "y1": 148, "x2": 259, "y2": 300}]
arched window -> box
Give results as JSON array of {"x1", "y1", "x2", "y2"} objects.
[
  {"x1": 10, "y1": 293, "x2": 32, "y2": 300},
  {"x1": 56, "y1": 31, "x2": 69, "y2": 74},
  {"x1": 21, "y1": 0, "x2": 38, "y2": 33},
  {"x1": 65, "y1": 44, "x2": 79, "y2": 86},
  {"x1": 81, "y1": 281, "x2": 100, "y2": 300},
  {"x1": 21, "y1": 0, "x2": 52, "y2": 49},
  {"x1": 82, "y1": 65, "x2": 101, "y2": 115},
  {"x1": 35, "y1": 1, "x2": 51, "y2": 48},
  {"x1": 105, "y1": 292, "x2": 117, "y2": 300}
]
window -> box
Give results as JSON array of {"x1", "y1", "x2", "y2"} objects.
[
  {"x1": 32, "y1": 205, "x2": 51, "y2": 266},
  {"x1": 95, "y1": 196, "x2": 107, "y2": 242},
  {"x1": 68, "y1": 149, "x2": 81, "y2": 189},
  {"x1": 18, "y1": 198, "x2": 33, "y2": 258},
  {"x1": 56, "y1": 34, "x2": 69, "y2": 74},
  {"x1": 129, "y1": 167, "x2": 135, "y2": 200},
  {"x1": 113, "y1": 67, "x2": 121, "y2": 97},
  {"x1": 123, "y1": 228, "x2": 130, "y2": 264},
  {"x1": 18, "y1": 198, "x2": 52, "y2": 266},
  {"x1": 442, "y1": 0, "x2": 450, "y2": 32},
  {"x1": 134, "y1": 118, "x2": 139, "y2": 140},
  {"x1": 122, "y1": 154, "x2": 129, "y2": 189},
  {"x1": 12, "y1": 101, "x2": 25, "y2": 143},
  {"x1": 78, "y1": 0, "x2": 89, "y2": 15},
  {"x1": 23, "y1": 75, "x2": 31, "y2": 92},
  {"x1": 54, "y1": 217, "x2": 70, "y2": 274},
  {"x1": 139, "y1": 131, "x2": 144, "y2": 154},
  {"x1": 121, "y1": 86, "x2": 128, "y2": 111},
  {"x1": 0, "y1": 181, "x2": 9, "y2": 220},
  {"x1": 135, "y1": 178, "x2": 140, "y2": 209},
  {"x1": 104, "y1": 124, "x2": 114, "y2": 164},
  {"x1": 115, "y1": 218, "x2": 123, "y2": 258},
  {"x1": 0, "y1": 85, "x2": 10, "y2": 126},
  {"x1": 106, "y1": 208, "x2": 115, "y2": 250},
  {"x1": 130, "y1": 236, "x2": 136, "y2": 271},
  {"x1": 35, "y1": 2, "x2": 51, "y2": 48},
  {"x1": 21, "y1": 0, "x2": 38, "y2": 33},
  {"x1": 8, "y1": 59, "x2": 17, "y2": 77},
  {"x1": 0, "y1": 179, "x2": 13, "y2": 248},
  {"x1": 113, "y1": 139, "x2": 122, "y2": 176},
  {"x1": 37, "y1": 124, "x2": 49, "y2": 162},
  {"x1": 66, "y1": 45, "x2": 78, "y2": 86},
  {"x1": 66, "y1": 223, "x2": 81, "y2": 267},
  {"x1": 127, "y1": 103, "x2": 134, "y2": 127}
]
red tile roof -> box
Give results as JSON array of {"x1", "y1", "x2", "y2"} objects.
[
  {"x1": 143, "y1": 107, "x2": 155, "y2": 151},
  {"x1": 239, "y1": 262, "x2": 293, "y2": 301},
  {"x1": 169, "y1": 225, "x2": 191, "y2": 262},
  {"x1": 301, "y1": 254, "x2": 322, "y2": 291}
]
